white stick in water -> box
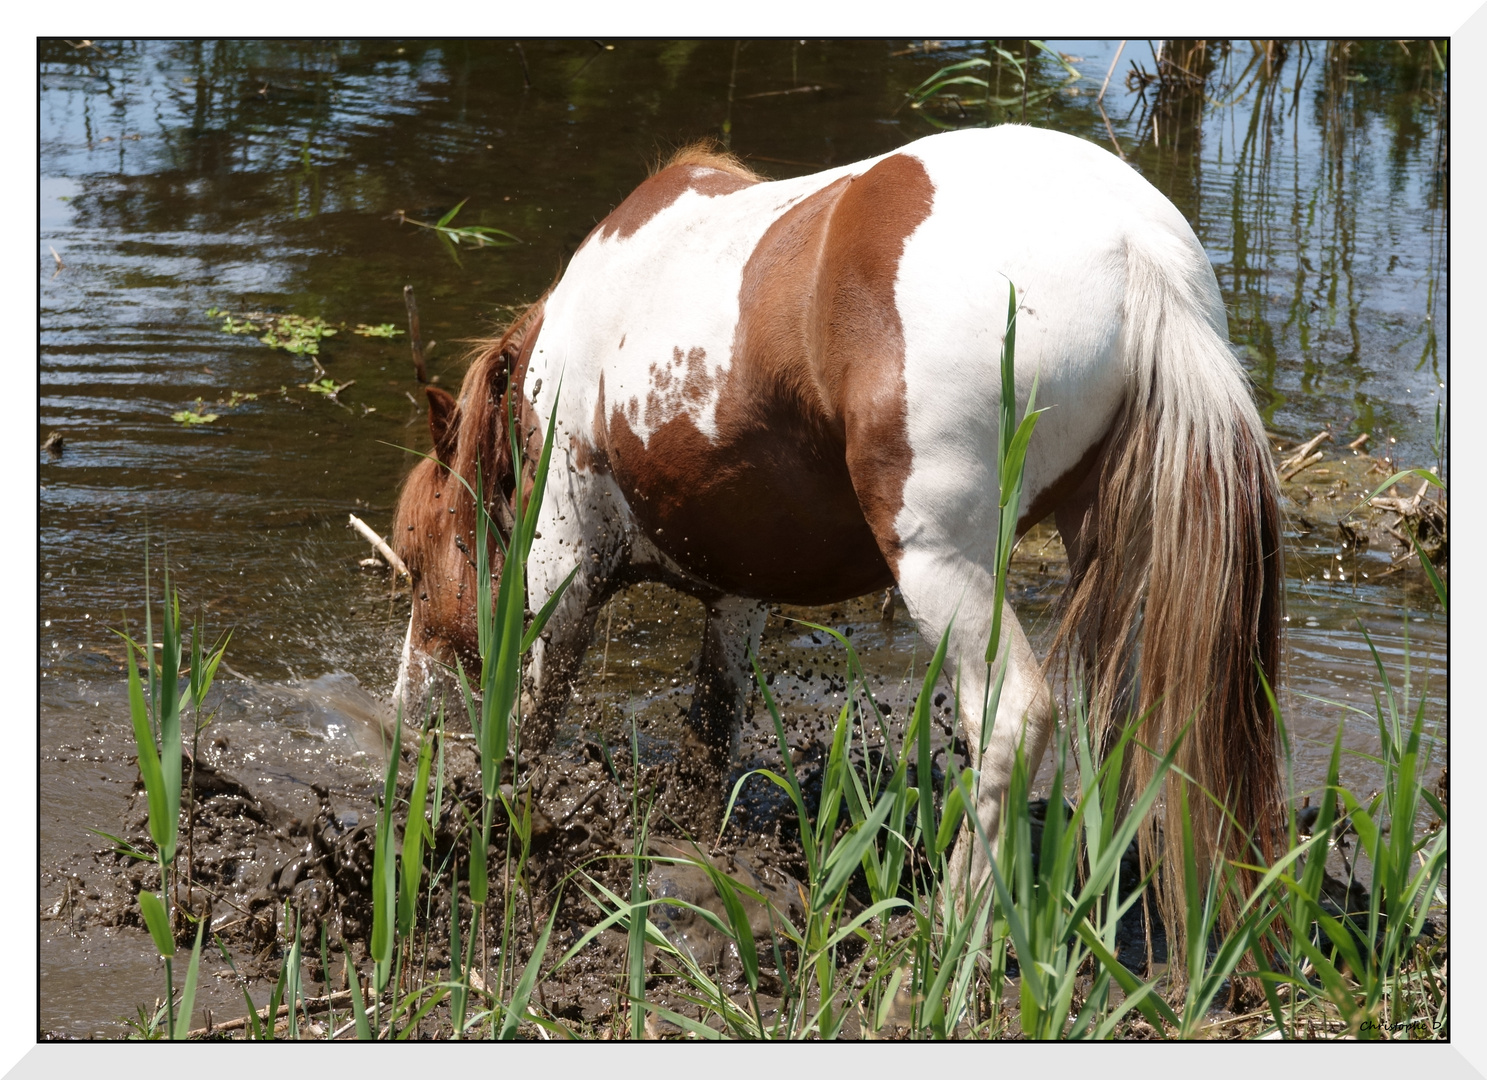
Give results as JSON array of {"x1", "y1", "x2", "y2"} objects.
[{"x1": 348, "y1": 513, "x2": 410, "y2": 579}]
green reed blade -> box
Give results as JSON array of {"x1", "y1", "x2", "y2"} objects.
[
  {"x1": 171, "y1": 920, "x2": 205, "y2": 1040},
  {"x1": 521, "y1": 564, "x2": 581, "y2": 653},
  {"x1": 369, "y1": 714, "x2": 402, "y2": 986},
  {"x1": 820, "y1": 791, "x2": 897, "y2": 905},
  {"x1": 435, "y1": 198, "x2": 468, "y2": 230},
  {"x1": 119, "y1": 636, "x2": 169, "y2": 859},
  {"x1": 138, "y1": 890, "x2": 174, "y2": 959},
  {"x1": 345, "y1": 952, "x2": 372, "y2": 1039},
  {"x1": 499, "y1": 898, "x2": 559, "y2": 1047},
  {"x1": 397, "y1": 732, "x2": 434, "y2": 940}
]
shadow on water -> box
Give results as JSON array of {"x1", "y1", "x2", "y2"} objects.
[{"x1": 39, "y1": 38, "x2": 1445, "y2": 1034}]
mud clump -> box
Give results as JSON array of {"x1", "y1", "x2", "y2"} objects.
[{"x1": 81, "y1": 717, "x2": 819, "y2": 1032}]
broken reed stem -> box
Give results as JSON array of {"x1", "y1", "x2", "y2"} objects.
[
  {"x1": 1370, "y1": 478, "x2": 1436, "y2": 517},
  {"x1": 1099, "y1": 40, "x2": 1127, "y2": 101},
  {"x1": 599, "y1": 603, "x2": 614, "y2": 682},
  {"x1": 349, "y1": 513, "x2": 411, "y2": 579},
  {"x1": 404, "y1": 284, "x2": 428, "y2": 384},
  {"x1": 186, "y1": 989, "x2": 357, "y2": 1037},
  {"x1": 1280, "y1": 429, "x2": 1333, "y2": 471},
  {"x1": 1099, "y1": 101, "x2": 1127, "y2": 160},
  {"x1": 1281, "y1": 451, "x2": 1325, "y2": 483}
]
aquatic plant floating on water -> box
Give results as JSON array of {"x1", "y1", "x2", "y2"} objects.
[
  {"x1": 206, "y1": 307, "x2": 341, "y2": 358},
  {"x1": 396, "y1": 200, "x2": 521, "y2": 265},
  {"x1": 171, "y1": 399, "x2": 219, "y2": 425},
  {"x1": 301, "y1": 377, "x2": 355, "y2": 402},
  {"x1": 205, "y1": 307, "x2": 259, "y2": 335},
  {"x1": 258, "y1": 314, "x2": 337, "y2": 357}
]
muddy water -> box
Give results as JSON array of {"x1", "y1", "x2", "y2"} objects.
[{"x1": 39, "y1": 40, "x2": 1446, "y2": 1035}]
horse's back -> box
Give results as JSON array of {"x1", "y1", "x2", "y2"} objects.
[
  {"x1": 535, "y1": 154, "x2": 896, "y2": 601},
  {"x1": 529, "y1": 126, "x2": 1226, "y2": 597}
]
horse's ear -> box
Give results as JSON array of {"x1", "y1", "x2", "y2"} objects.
[{"x1": 426, "y1": 385, "x2": 459, "y2": 464}]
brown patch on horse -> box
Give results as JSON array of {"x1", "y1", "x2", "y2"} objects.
[
  {"x1": 574, "y1": 373, "x2": 613, "y2": 477},
  {"x1": 637, "y1": 346, "x2": 715, "y2": 431},
  {"x1": 813, "y1": 153, "x2": 936, "y2": 571},
  {"x1": 392, "y1": 300, "x2": 547, "y2": 667},
  {"x1": 595, "y1": 146, "x2": 761, "y2": 245},
  {"x1": 596, "y1": 154, "x2": 934, "y2": 602}
]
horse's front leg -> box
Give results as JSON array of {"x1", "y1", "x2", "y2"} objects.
[
  {"x1": 520, "y1": 481, "x2": 628, "y2": 758},
  {"x1": 686, "y1": 596, "x2": 770, "y2": 775},
  {"x1": 520, "y1": 571, "x2": 604, "y2": 758}
]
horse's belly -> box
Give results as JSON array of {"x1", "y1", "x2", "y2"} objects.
[{"x1": 603, "y1": 402, "x2": 892, "y2": 604}]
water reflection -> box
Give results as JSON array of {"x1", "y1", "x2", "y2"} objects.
[{"x1": 39, "y1": 32, "x2": 1448, "y2": 773}]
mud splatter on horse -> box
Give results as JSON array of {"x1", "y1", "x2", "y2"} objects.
[{"x1": 392, "y1": 125, "x2": 1284, "y2": 954}]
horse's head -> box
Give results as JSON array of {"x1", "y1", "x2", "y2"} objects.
[{"x1": 392, "y1": 304, "x2": 544, "y2": 705}]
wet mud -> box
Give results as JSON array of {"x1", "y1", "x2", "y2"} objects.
[{"x1": 45, "y1": 430, "x2": 1443, "y2": 1038}]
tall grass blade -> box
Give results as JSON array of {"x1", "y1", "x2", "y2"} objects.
[
  {"x1": 158, "y1": 580, "x2": 182, "y2": 860},
  {"x1": 121, "y1": 640, "x2": 171, "y2": 862},
  {"x1": 626, "y1": 718, "x2": 649, "y2": 1042},
  {"x1": 911, "y1": 625, "x2": 952, "y2": 859},
  {"x1": 397, "y1": 730, "x2": 435, "y2": 940},
  {"x1": 172, "y1": 920, "x2": 205, "y2": 1040},
  {"x1": 138, "y1": 890, "x2": 174, "y2": 959},
  {"x1": 283, "y1": 909, "x2": 304, "y2": 1039},
  {"x1": 215, "y1": 937, "x2": 265, "y2": 1040},
  {"x1": 468, "y1": 818, "x2": 488, "y2": 907},
  {"x1": 821, "y1": 791, "x2": 897, "y2": 902},
  {"x1": 369, "y1": 711, "x2": 403, "y2": 1004},
  {"x1": 521, "y1": 564, "x2": 581, "y2": 652},
  {"x1": 1410, "y1": 531, "x2": 1447, "y2": 614},
  {"x1": 345, "y1": 948, "x2": 372, "y2": 1040},
  {"x1": 498, "y1": 893, "x2": 559, "y2": 1039}
]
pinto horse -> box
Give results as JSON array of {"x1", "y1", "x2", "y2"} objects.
[{"x1": 393, "y1": 124, "x2": 1283, "y2": 946}]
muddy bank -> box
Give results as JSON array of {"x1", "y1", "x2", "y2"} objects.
[{"x1": 40, "y1": 425, "x2": 1447, "y2": 1038}]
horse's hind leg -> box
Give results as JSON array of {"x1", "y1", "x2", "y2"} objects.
[
  {"x1": 687, "y1": 596, "x2": 770, "y2": 774},
  {"x1": 892, "y1": 550, "x2": 1055, "y2": 899}
]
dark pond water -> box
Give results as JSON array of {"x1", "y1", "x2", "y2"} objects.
[{"x1": 38, "y1": 39, "x2": 1447, "y2": 1035}]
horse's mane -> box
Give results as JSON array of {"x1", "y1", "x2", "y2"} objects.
[
  {"x1": 657, "y1": 140, "x2": 762, "y2": 183},
  {"x1": 393, "y1": 296, "x2": 547, "y2": 585}
]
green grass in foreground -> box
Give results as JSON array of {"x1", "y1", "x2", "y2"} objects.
[{"x1": 108, "y1": 286, "x2": 1446, "y2": 1039}]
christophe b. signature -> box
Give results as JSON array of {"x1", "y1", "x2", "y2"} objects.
[{"x1": 1358, "y1": 1017, "x2": 1446, "y2": 1036}]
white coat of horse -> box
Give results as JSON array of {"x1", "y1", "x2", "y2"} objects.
[{"x1": 393, "y1": 124, "x2": 1284, "y2": 947}]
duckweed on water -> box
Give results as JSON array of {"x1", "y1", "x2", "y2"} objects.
[
  {"x1": 170, "y1": 399, "x2": 219, "y2": 426},
  {"x1": 256, "y1": 314, "x2": 337, "y2": 357},
  {"x1": 353, "y1": 323, "x2": 405, "y2": 339},
  {"x1": 301, "y1": 377, "x2": 355, "y2": 400}
]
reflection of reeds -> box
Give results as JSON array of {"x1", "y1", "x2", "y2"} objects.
[
  {"x1": 905, "y1": 40, "x2": 1082, "y2": 129},
  {"x1": 1126, "y1": 40, "x2": 1218, "y2": 153}
]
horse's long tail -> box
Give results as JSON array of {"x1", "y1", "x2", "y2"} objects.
[{"x1": 1055, "y1": 228, "x2": 1284, "y2": 973}]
